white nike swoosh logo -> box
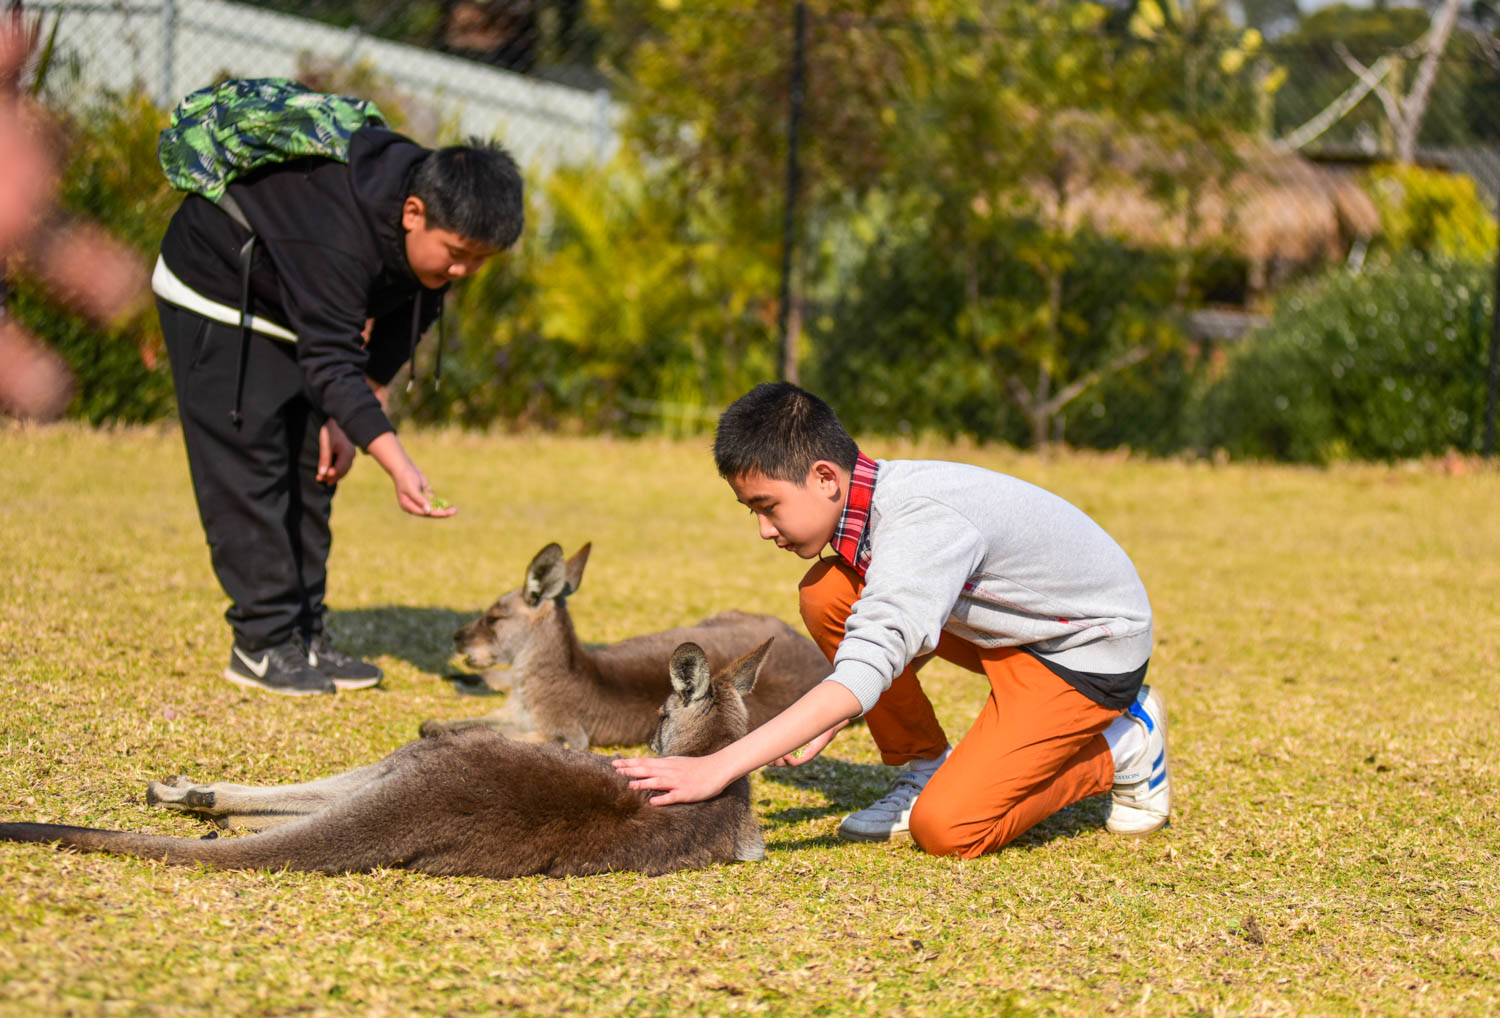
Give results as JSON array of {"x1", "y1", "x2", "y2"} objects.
[{"x1": 234, "y1": 647, "x2": 270, "y2": 679}]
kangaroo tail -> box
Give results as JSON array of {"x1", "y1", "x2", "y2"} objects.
[
  {"x1": 0, "y1": 818, "x2": 374, "y2": 872},
  {"x1": 1, "y1": 806, "x2": 427, "y2": 874},
  {"x1": 0, "y1": 822, "x2": 229, "y2": 864}
]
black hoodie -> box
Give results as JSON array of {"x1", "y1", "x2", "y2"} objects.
[{"x1": 159, "y1": 127, "x2": 444, "y2": 450}]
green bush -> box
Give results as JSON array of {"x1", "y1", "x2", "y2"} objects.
[
  {"x1": 1197, "y1": 252, "x2": 1495, "y2": 462},
  {"x1": 1366, "y1": 163, "x2": 1499, "y2": 264},
  {"x1": 802, "y1": 208, "x2": 1017, "y2": 443},
  {"x1": 806, "y1": 207, "x2": 1188, "y2": 448},
  {"x1": 398, "y1": 153, "x2": 780, "y2": 432},
  {"x1": 1066, "y1": 347, "x2": 1202, "y2": 455}
]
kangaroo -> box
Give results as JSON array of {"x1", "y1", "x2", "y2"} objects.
[
  {"x1": 425, "y1": 542, "x2": 831, "y2": 748},
  {"x1": 0, "y1": 642, "x2": 768, "y2": 878}
]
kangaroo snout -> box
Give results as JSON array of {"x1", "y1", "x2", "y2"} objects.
[{"x1": 452, "y1": 619, "x2": 499, "y2": 669}]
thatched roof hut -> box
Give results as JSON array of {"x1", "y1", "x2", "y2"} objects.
[{"x1": 1017, "y1": 120, "x2": 1380, "y2": 291}]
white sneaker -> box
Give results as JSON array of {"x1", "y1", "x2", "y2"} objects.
[
  {"x1": 1107, "y1": 685, "x2": 1171, "y2": 836},
  {"x1": 837, "y1": 769, "x2": 930, "y2": 842}
]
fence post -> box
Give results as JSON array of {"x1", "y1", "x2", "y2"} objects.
[
  {"x1": 159, "y1": 0, "x2": 176, "y2": 108},
  {"x1": 775, "y1": 0, "x2": 807, "y2": 384},
  {"x1": 1485, "y1": 246, "x2": 1500, "y2": 456}
]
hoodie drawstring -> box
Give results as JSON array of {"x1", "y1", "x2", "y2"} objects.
[
  {"x1": 405, "y1": 294, "x2": 445, "y2": 393},
  {"x1": 405, "y1": 297, "x2": 420, "y2": 393},
  {"x1": 435, "y1": 302, "x2": 444, "y2": 391}
]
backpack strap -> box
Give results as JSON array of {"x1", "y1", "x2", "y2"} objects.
[
  {"x1": 228, "y1": 232, "x2": 256, "y2": 428},
  {"x1": 220, "y1": 190, "x2": 257, "y2": 428},
  {"x1": 217, "y1": 192, "x2": 252, "y2": 232}
]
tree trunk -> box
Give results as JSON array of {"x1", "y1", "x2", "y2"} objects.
[
  {"x1": 1394, "y1": 0, "x2": 1462, "y2": 164},
  {"x1": 781, "y1": 298, "x2": 801, "y2": 386}
]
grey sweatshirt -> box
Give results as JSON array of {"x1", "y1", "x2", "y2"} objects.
[{"x1": 829, "y1": 459, "x2": 1152, "y2": 714}]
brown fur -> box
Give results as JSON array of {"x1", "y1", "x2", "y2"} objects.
[
  {"x1": 0, "y1": 643, "x2": 770, "y2": 878},
  {"x1": 425, "y1": 542, "x2": 830, "y2": 747}
]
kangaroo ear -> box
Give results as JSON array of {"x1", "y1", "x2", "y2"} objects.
[
  {"x1": 563, "y1": 543, "x2": 592, "y2": 595},
  {"x1": 726, "y1": 638, "x2": 774, "y2": 697},
  {"x1": 524, "y1": 543, "x2": 568, "y2": 606},
  {"x1": 668, "y1": 642, "x2": 711, "y2": 701}
]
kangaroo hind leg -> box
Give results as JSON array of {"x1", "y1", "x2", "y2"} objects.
[
  {"x1": 418, "y1": 695, "x2": 565, "y2": 743},
  {"x1": 146, "y1": 761, "x2": 392, "y2": 831}
]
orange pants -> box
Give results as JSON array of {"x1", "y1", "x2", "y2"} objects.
[{"x1": 799, "y1": 558, "x2": 1120, "y2": 859}]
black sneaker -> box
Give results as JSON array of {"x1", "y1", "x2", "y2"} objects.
[
  {"x1": 225, "y1": 639, "x2": 335, "y2": 696},
  {"x1": 305, "y1": 633, "x2": 383, "y2": 690}
]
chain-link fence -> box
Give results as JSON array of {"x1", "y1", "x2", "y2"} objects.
[
  {"x1": 28, "y1": 0, "x2": 618, "y2": 170},
  {"x1": 10, "y1": 0, "x2": 1500, "y2": 460}
]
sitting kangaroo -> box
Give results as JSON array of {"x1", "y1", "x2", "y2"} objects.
[
  {"x1": 426, "y1": 542, "x2": 831, "y2": 747},
  {"x1": 0, "y1": 642, "x2": 769, "y2": 878}
]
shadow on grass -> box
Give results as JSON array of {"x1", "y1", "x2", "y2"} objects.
[
  {"x1": 757, "y1": 757, "x2": 898, "y2": 820},
  {"x1": 767, "y1": 802, "x2": 1106, "y2": 856},
  {"x1": 758, "y1": 755, "x2": 1115, "y2": 847},
  {"x1": 761, "y1": 804, "x2": 844, "y2": 825},
  {"x1": 1008, "y1": 797, "x2": 1111, "y2": 847},
  {"x1": 326, "y1": 605, "x2": 474, "y2": 677},
  {"x1": 765, "y1": 833, "x2": 849, "y2": 854}
]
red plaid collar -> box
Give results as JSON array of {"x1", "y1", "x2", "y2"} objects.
[{"x1": 830, "y1": 452, "x2": 878, "y2": 576}]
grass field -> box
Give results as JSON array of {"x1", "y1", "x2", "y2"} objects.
[{"x1": 1, "y1": 423, "x2": 1497, "y2": 1017}]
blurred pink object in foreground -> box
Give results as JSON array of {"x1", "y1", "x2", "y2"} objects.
[{"x1": 0, "y1": 4, "x2": 147, "y2": 421}]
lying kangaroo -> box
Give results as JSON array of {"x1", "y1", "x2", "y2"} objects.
[
  {"x1": 0, "y1": 642, "x2": 768, "y2": 878},
  {"x1": 426, "y1": 542, "x2": 831, "y2": 747}
]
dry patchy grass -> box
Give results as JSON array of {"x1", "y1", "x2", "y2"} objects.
[{"x1": 1, "y1": 424, "x2": 1497, "y2": 1017}]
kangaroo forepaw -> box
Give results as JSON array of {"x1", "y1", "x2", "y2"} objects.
[
  {"x1": 146, "y1": 778, "x2": 184, "y2": 807},
  {"x1": 184, "y1": 788, "x2": 216, "y2": 809},
  {"x1": 145, "y1": 774, "x2": 196, "y2": 806},
  {"x1": 146, "y1": 779, "x2": 216, "y2": 813},
  {"x1": 420, "y1": 716, "x2": 500, "y2": 738},
  {"x1": 558, "y1": 723, "x2": 591, "y2": 751}
]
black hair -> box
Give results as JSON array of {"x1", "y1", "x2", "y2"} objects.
[
  {"x1": 713, "y1": 382, "x2": 859, "y2": 483},
  {"x1": 409, "y1": 137, "x2": 524, "y2": 249}
]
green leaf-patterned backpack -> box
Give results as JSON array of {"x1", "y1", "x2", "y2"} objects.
[
  {"x1": 157, "y1": 78, "x2": 388, "y2": 425},
  {"x1": 158, "y1": 77, "x2": 387, "y2": 226}
]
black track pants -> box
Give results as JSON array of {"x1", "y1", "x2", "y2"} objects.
[{"x1": 158, "y1": 299, "x2": 335, "y2": 651}]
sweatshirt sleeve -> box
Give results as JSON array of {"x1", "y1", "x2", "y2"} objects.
[
  {"x1": 269, "y1": 240, "x2": 395, "y2": 450},
  {"x1": 828, "y1": 499, "x2": 988, "y2": 714}
]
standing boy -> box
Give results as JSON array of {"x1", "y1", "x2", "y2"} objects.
[
  {"x1": 615, "y1": 382, "x2": 1170, "y2": 857},
  {"x1": 154, "y1": 125, "x2": 524, "y2": 696}
]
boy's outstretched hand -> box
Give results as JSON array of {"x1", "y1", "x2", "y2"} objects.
[
  {"x1": 366, "y1": 432, "x2": 458, "y2": 518},
  {"x1": 394, "y1": 466, "x2": 457, "y2": 517},
  {"x1": 614, "y1": 681, "x2": 863, "y2": 806}
]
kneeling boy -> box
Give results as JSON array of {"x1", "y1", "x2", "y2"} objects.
[{"x1": 615, "y1": 382, "x2": 1170, "y2": 857}]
